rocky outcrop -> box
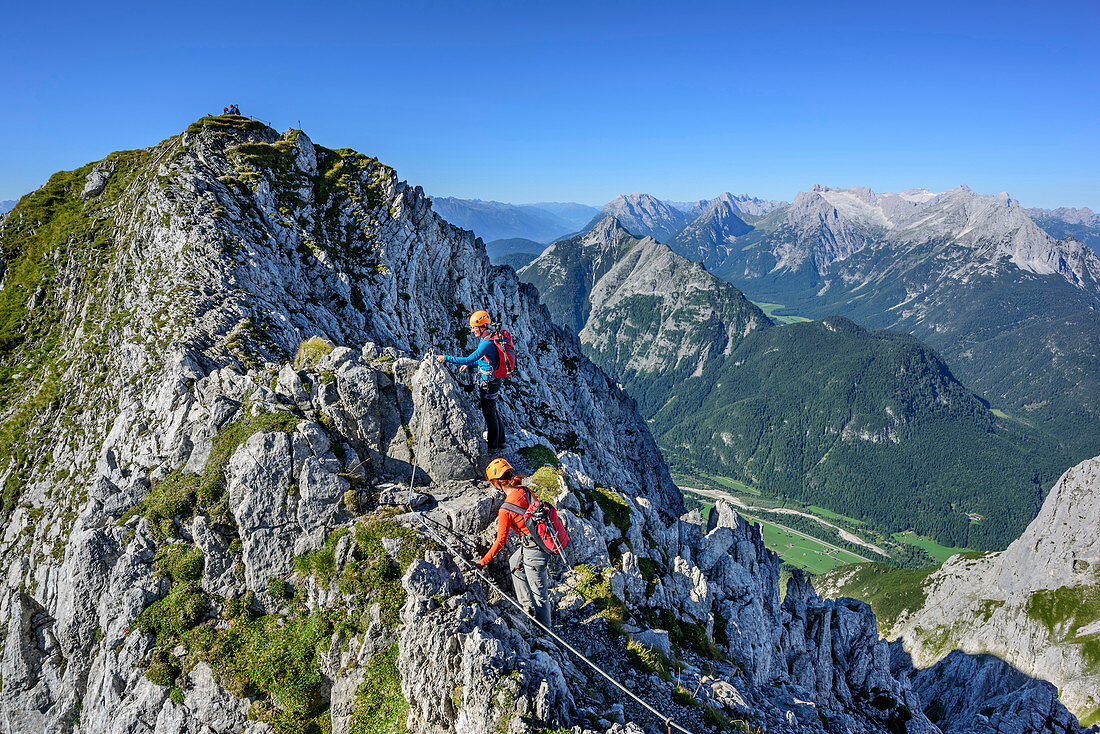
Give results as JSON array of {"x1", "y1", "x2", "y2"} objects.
[
  {"x1": 894, "y1": 646, "x2": 1090, "y2": 734},
  {"x1": 886, "y1": 457, "x2": 1100, "y2": 722}
]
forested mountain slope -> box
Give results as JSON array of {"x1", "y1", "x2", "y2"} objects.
[{"x1": 521, "y1": 218, "x2": 1066, "y2": 550}]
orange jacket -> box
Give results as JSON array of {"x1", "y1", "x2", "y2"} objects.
[{"x1": 478, "y1": 485, "x2": 531, "y2": 566}]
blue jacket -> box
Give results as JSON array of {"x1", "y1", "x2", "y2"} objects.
[{"x1": 444, "y1": 338, "x2": 499, "y2": 381}]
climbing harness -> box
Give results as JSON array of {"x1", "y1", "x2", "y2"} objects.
[{"x1": 402, "y1": 366, "x2": 696, "y2": 734}]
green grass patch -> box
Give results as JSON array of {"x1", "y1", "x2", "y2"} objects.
[
  {"x1": 338, "y1": 517, "x2": 439, "y2": 627},
  {"x1": 186, "y1": 115, "x2": 268, "y2": 136},
  {"x1": 817, "y1": 563, "x2": 936, "y2": 634},
  {"x1": 203, "y1": 610, "x2": 334, "y2": 733},
  {"x1": 752, "y1": 517, "x2": 864, "y2": 574},
  {"x1": 1025, "y1": 583, "x2": 1100, "y2": 648},
  {"x1": 293, "y1": 527, "x2": 351, "y2": 585},
  {"x1": 517, "y1": 444, "x2": 559, "y2": 469},
  {"x1": 136, "y1": 581, "x2": 209, "y2": 640},
  {"x1": 573, "y1": 564, "x2": 626, "y2": 631},
  {"x1": 528, "y1": 466, "x2": 564, "y2": 504},
  {"x1": 154, "y1": 544, "x2": 205, "y2": 583},
  {"x1": 625, "y1": 639, "x2": 672, "y2": 680},
  {"x1": 578, "y1": 485, "x2": 631, "y2": 534},
  {"x1": 349, "y1": 642, "x2": 409, "y2": 734},
  {"x1": 294, "y1": 336, "x2": 334, "y2": 370},
  {"x1": 693, "y1": 472, "x2": 760, "y2": 496},
  {"x1": 750, "y1": 301, "x2": 812, "y2": 325},
  {"x1": 892, "y1": 531, "x2": 969, "y2": 563}
]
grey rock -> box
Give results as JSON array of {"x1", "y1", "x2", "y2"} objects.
[
  {"x1": 409, "y1": 360, "x2": 485, "y2": 482},
  {"x1": 226, "y1": 431, "x2": 296, "y2": 593}
]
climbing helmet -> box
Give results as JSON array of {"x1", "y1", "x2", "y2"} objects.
[
  {"x1": 486, "y1": 458, "x2": 514, "y2": 482},
  {"x1": 469, "y1": 310, "x2": 491, "y2": 329}
]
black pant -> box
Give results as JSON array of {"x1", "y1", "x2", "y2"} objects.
[{"x1": 480, "y1": 378, "x2": 505, "y2": 448}]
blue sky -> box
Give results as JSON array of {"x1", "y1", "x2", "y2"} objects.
[{"x1": 2, "y1": 0, "x2": 1098, "y2": 208}]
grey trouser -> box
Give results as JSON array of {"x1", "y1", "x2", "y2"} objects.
[{"x1": 509, "y1": 544, "x2": 551, "y2": 627}]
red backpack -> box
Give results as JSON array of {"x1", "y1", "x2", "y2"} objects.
[
  {"x1": 502, "y1": 488, "x2": 569, "y2": 555},
  {"x1": 488, "y1": 329, "x2": 516, "y2": 379}
]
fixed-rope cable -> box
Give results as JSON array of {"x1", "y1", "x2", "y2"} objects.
[{"x1": 404, "y1": 359, "x2": 696, "y2": 734}]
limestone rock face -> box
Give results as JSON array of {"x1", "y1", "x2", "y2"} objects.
[
  {"x1": 895, "y1": 646, "x2": 1089, "y2": 734},
  {"x1": 879, "y1": 457, "x2": 1100, "y2": 722},
  {"x1": 410, "y1": 360, "x2": 485, "y2": 482}
]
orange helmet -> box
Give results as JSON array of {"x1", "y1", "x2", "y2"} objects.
[
  {"x1": 485, "y1": 458, "x2": 514, "y2": 482},
  {"x1": 469, "y1": 310, "x2": 491, "y2": 329}
]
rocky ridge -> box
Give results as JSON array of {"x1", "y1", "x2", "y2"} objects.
[
  {"x1": 0, "y1": 115, "x2": 960, "y2": 734},
  {"x1": 667, "y1": 194, "x2": 787, "y2": 220},
  {"x1": 817, "y1": 455, "x2": 1100, "y2": 728}
]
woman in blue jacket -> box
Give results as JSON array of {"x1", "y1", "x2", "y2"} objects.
[{"x1": 435, "y1": 310, "x2": 506, "y2": 452}]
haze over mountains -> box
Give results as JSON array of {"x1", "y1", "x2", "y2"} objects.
[
  {"x1": 0, "y1": 200, "x2": 15, "y2": 214},
  {"x1": 427, "y1": 196, "x2": 597, "y2": 243}
]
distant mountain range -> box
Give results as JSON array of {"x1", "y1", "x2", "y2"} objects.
[
  {"x1": 484, "y1": 237, "x2": 542, "y2": 270},
  {"x1": 663, "y1": 184, "x2": 1100, "y2": 461},
  {"x1": 1027, "y1": 206, "x2": 1100, "y2": 257},
  {"x1": 580, "y1": 192, "x2": 787, "y2": 243},
  {"x1": 439, "y1": 186, "x2": 1100, "y2": 463},
  {"x1": 427, "y1": 197, "x2": 598, "y2": 243},
  {"x1": 0, "y1": 200, "x2": 15, "y2": 214},
  {"x1": 520, "y1": 216, "x2": 1065, "y2": 550}
]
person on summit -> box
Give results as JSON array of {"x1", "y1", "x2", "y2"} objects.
[
  {"x1": 476, "y1": 458, "x2": 552, "y2": 627},
  {"x1": 435, "y1": 310, "x2": 509, "y2": 452}
]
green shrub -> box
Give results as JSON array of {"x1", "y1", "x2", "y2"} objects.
[
  {"x1": 170, "y1": 687, "x2": 185, "y2": 705},
  {"x1": 294, "y1": 336, "x2": 334, "y2": 370},
  {"x1": 155, "y1": 544, "x2": 204, "y2": 583}
]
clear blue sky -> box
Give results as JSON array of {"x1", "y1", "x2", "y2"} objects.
[{"x1": 2, "y1": 0, "x2": 1098, "y2": 209}]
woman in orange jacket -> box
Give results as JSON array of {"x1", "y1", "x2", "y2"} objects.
[{"x1": 476, "y1": 458, "x2": 551, "y2": 626}]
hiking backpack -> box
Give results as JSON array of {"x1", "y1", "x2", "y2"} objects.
[
  {"x1": 488, "y1": 329, "x2": 516, "y2": 379},
  {"x1": 502, "y1": 488, "x2": 570, "y2": 555}
]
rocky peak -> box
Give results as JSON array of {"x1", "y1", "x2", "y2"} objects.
[{"x1": 586, "y1": 193, "x2": 691, "y2": 243}]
